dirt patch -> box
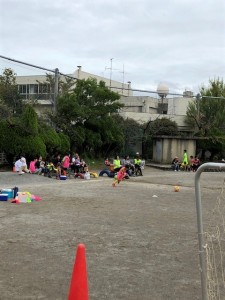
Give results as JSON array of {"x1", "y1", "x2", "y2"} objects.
[{"x1": 0, "y1": 168, "x2": 224, "y2": 299}]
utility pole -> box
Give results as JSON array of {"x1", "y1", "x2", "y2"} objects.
[
  {"x1": 109, "y1": 58, "x2": 113, "y2": 89},
  {"x1": 121, "y1": 64, "x2": 125, "y2": 95},
  {"x1": 196, "y1": 93, "x2": 201, "y2": 129},
  {"x1": 53, "y1": 68, "x2": 59, "y2": 113},
  {"x1": 196, "y1": 93, "x2": 201, "y2": 118}
]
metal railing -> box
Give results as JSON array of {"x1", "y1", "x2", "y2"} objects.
[{"x1": 195, "y1": 162, "x2": 225, "y2": 300}]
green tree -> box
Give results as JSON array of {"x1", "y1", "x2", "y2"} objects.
[
  {"x1": 0, "y1": 104, "x2": 71, "y2": 165},
  {"x1": 186, "y1": 78, "x2": 225, "y2": 159},
  {"x1": 113, "y1": 115, "x2": 143, "y2": 156},
  {"x1": 57, "y1": 132, "x2": 70, "y2": 155},
  {"x1": 0, "y1": 105, "x2": 47, "y2": 165},
  {"x1": 145, "y1": 117, "x2": 179, "y2": 136},
  {"x1": 82, "y1": 115, "x2": 124, "y2": 157},
  {"x1": 21, "y1": 105, "x2": 39, "y2": 136},
  {"x1": 39, "y1": 121, "x2": 60, "y2": 152},
  {"x1": 186, "y1": 78, "x2": 225, "y2": 136},
  {"x1": 50, "y1": 78, "x2": 124, "y2": 156},
  {"x1": 0, "y1": 68, "x2": 23, "y2": 115}
]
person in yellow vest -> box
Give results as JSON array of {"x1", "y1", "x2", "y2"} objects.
[
  {"x1": 134, "y1": 154, "x2": 143, "y2": 176},
  {"x1": 113, "y1": 155, "x2": 122, "y2": 172}
]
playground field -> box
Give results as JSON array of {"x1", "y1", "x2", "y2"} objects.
[{"x1": 0, "y1": 167, "x2": 223, "y2": 299}]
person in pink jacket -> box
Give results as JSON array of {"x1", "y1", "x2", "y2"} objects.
[
  {"x1": 62, "y1": 153, "x2": 70, "y2": 175},
  {"x1": 29, "y1": 158, "x2": 42, "y2": 174},
  {"x1": 112, "y1": 165, "x2": 129, "y2": 187}
]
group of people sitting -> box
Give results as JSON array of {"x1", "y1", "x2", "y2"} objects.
[
  {"x1": 171, "y1": 154, "x2": 201, "y2": 172},
  {"x1": 104, "y1": 153, "x2": 145, "y2": 177},
  {"x1": 14, "y1": 152, "x2": 145, "y2": 179},
  {"x1": 14, "y1": 153, "x2": 88, "y2": 179}
]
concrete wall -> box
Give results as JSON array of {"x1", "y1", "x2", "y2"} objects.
[
  {"x1": 119, "y1": 95, "x2": 195, "y2": 130},
  {"x1": 16, "y1": 75, "x2": 48, "y2": 84},
  {"x1": 118, "y1": 111, "x2": 190, "y2": 128},
  {"x1": 167, "y1": 96, "x2": 193, "y2": 116},
  {"x1": 152, "y1": 136, "x2": 197, "y2": 163},
  {"x1": 119, "y1": 96, "x2": 158, "y2": 114}
]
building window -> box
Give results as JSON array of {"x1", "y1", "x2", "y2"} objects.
[
  {"x1": 18, "y1": 85, "x2": 27, "y2": 94},
  {"x1": 29, "y1": 84, "x2": 38, "y2": 94},
  {"x1": 18, "y1": 83, "x2": 51, "y2": 100},
  {"x1": 39, "y1": 83, "x2": 50, "y2": 94}
]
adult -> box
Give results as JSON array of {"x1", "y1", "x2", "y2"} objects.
[
  {"x1": 29, "y1": 158, "x2": 42, "y2": 174},
  {"x1": 70, "y1": 153, "x2": 76, "y2": 173},
  {"x1": 113, "y1": 155, "x2": 122, "y2": 172},
  {"x1": 123, "y1": 155, "x2": 135, "y2": 176},
  {"x1": 73, "y1": 153, "x2": 81, "y2": 174},
  {"x1": 62, "y1": 153, "x2": 70, "y2": 174},
  {"x1": 99, "y1": 158, "x2": 114, "y2": 178},
  {"x1": 104, "y1": 157, "x2": 111, "y2": 166}
]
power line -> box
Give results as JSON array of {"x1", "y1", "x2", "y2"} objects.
[
  {"x1": 110, "y1": 85, "x2": 185, "y2": 97},
  {"x1": 0, "y1": 54, "x2": 193, "y2": 97},
  {"x1": 1, "y1": 54, "x2": 225, "y2": 100},
  {"x1": 0, "y1": 54, "x2": 55, "y2": 73},
  {"x1": 202, "y1": 95, "x2": 225, "y2": 100},
  {"x1": 0, "y1": 54, "x2": 78, "y2": 81},
  {"x1": 58, "y1": 71, "x2": 78, "y2": 81}
]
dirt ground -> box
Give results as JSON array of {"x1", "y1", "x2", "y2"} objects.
[{"x1": 0, "y1": 167, "x2": 224, "y2": 300}]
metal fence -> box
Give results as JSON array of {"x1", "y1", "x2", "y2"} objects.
[{"x1": 195, "y1": 162, "x2": 225, "y2": 300}]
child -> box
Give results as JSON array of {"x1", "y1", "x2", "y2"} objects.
[
  {"x1": 189, "y1": 155, "x2": 195, "y2": 171},
  {"x1": 193, "y1": 156, "x2": 200, "y2": 172},
  {"x1": 112, "y1": 165, "x2": 129, "y2": 187},
  {"x1": 56, "y1": 162, "x2": 62, "y2": 179},
  {"x1": 171, "y1": 156, "x2": 180, "y2": 171},
  {"x1": 134, "y1": 154, "x2": 143, "y2": 176}
]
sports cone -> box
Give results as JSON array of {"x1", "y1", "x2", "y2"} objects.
[
  {"x1": 68, "y1": 243, "x2": 88, "y2": 300},
  {"x1": 12, "y1": 166, "x2": 16, "y2": 172}
]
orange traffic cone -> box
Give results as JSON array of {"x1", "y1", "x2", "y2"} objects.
[{"x1": 68, "y1": 243, "x2": 89, "y2": 300}]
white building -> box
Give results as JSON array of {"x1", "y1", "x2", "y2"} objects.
[
  {"x1": 119, "y1": 91, "x2": 195, "y2": 131},
  {"x1": 16, "y1": 66, "x2": 132, "y2": 101},
  {"x1": 16, "y1": 69, "x2": 195, "y2": 131}
]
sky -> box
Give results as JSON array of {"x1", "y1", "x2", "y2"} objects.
[{"x1": 0, "y1": 0, "x2": 224, "y2": 96}]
